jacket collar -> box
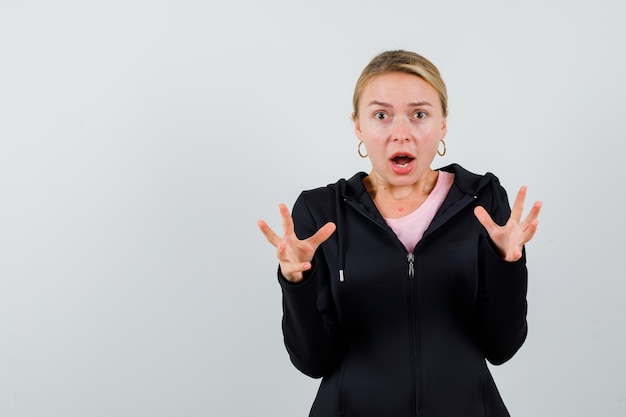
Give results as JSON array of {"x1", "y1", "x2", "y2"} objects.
[
  {"x1": 437, "y1": 163, "x2": 495, "y2": 197},
  {"x1": 334, "y1": 163, "x2": 493, "y2": 201}
]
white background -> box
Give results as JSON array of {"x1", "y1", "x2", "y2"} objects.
[{"x1": 1, "y1": 0, "x2": 625, "y2": 416}]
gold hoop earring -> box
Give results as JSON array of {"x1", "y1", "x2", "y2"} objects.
[
  {"x1": 358, "y1": 141, "x2": 368, "y2": 158},
  {"x1": 437, "y1": 139, "x2": 446, "y2": 157}
]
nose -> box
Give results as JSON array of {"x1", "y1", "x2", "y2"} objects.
[{"x1": 392, "y1": 116, "x2": 411, "y2": 142}]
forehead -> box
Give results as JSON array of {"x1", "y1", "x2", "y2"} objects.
[{"x1": 360, "y1": 72, "x2": 439, "y2": 104}]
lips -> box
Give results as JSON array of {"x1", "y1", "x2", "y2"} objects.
[{"x1": 390, "y1": 153, "x2": 415, "y2": 168}]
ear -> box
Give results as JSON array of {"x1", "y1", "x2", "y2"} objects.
[
  {"x1": 440, "y1": 116, "x2": 447, "y2": 139},
  {"x1": 352, "y1": 112, "x2": 363, "y2": 140}
]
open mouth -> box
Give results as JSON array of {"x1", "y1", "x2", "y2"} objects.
[{"x1": 391, "y1": 155, "x2": 415, "y2": 168}]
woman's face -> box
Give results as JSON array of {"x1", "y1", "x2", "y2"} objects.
[{"x1": 354, "y1": 72, "x2": 447, "y2": 188}]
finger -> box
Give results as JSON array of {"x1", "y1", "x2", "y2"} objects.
[
  {"x1": 307, "y1": 222, "x2": 336, "y2": 248},
  {"x1": 282, "y1": 270, "x2": 304, "y2": 283},
  {"x1": 521, "y1": 218, "x2": 540, "y2": 244},
  {"x1": 527, "y1": 201, "x2": 543, "y2": 221},
  {"x1": 520, "y1": 201, "x2": 542, "y2": 232},
  {"x1": 474, "y1": 206, "x2": 498, "y2": 232},
  {"x1": 257, "y1": 220, "x2": 281, "y2": 247},
  {"x1": 510, "y1": 186, "x2": 527, "y2": 222},
  {"x1": 506, "y1": 248, "x2": 523, "y2": 263},
  {"x1": 278, "y1": 203, "x2": 295, "y2": 236},
  {"x1": 279, "y1": 260, "x2": 305, "y2": 283}
]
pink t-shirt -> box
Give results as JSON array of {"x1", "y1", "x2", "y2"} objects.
[{"x1": 384, "y1": 171, "x2": 454, "y2": 253}]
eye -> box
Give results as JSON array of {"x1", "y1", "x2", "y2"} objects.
[
  {"x1": 374, "y1": 111, "x2": 388, "y2": 120},
  {"x1": 414, "y1": 111, "x2": 427, "y2": 119}
]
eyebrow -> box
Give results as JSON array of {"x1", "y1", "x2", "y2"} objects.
[{"x1": 367, "y1": 100, "x2": 433, "y2": 108}]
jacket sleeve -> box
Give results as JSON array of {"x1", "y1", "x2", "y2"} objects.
[
  {"x1": 277, "y1": 192, "x2": 340, "y2": 378},
  {"x1": 476, "y1": 177, "x2": 529, "y2": 365}
]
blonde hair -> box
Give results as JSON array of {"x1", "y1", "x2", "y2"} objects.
[{"x1": 353, "y1": 50, "x2": 448, "y2": 118}]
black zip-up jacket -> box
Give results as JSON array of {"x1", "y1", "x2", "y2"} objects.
[{"x1": 278, "y1": 164, "x2": 528, "y2": 417}]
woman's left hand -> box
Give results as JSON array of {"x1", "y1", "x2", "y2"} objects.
[{"x1": 474, "y1": 186, "x2": 542, "y2": 262}]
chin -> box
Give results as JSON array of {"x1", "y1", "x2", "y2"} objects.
[{"x1": 388, "y1": 175, "x2": 421, "y2": 187}]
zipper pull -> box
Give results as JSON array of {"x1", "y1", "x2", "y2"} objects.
[
  {"x1": 339, "y1": 269, "x2": 345, "y2": 282},
  {"x1": 407, "y1": 253, "x2": 415, "y2": 278}
]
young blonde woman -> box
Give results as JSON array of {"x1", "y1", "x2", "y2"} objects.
[{"x1": 258, "y1": 50, "x2": 542, "y2": 417}]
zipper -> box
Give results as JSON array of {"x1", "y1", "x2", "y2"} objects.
[
  {"x1": 407, "y1": 253, "x2": 415, "y2": 278},
  {"x1": 407, "y1": 253, "x2": 420, "y2": 416}
]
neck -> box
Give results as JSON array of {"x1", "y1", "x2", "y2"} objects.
[
  {"x1": 363, "y1": 169, "x2": 439, "y2": 219},
  {"x1": 365, "y1": 169, "x2": 438, "y2": 201}
]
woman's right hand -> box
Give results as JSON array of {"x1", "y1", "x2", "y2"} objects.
[{"x1": 258, "y1": 203, "x2": 336, "y2": 283}]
